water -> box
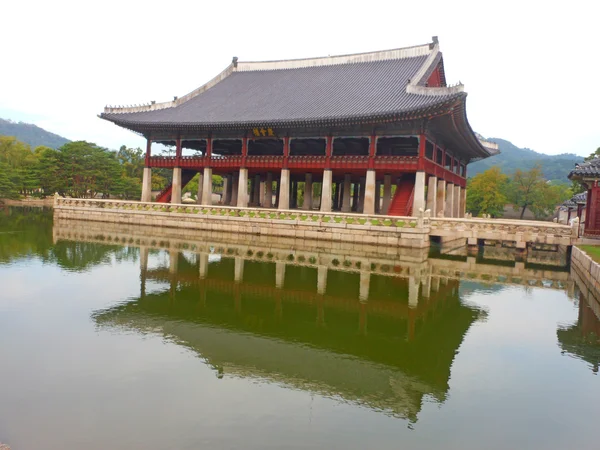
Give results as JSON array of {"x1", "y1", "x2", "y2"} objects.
[{"x1": 1, "y1": 207, "x2": 599, "y2": 450}]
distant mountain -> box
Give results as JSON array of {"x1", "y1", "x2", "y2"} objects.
[
  {"x1": 469, "y1": 138, "x2": 583, "y2": 183},
  {"x1": 0, "y1": 118, "x2": 70, "y2": 149}
]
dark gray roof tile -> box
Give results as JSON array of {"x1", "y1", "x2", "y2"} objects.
[
  {"x1": 101, "y1": 53, "x2": 460, "y2": 128},
  {"x1": 569, "y1": 158, "x2": 600, "y2": 179}
]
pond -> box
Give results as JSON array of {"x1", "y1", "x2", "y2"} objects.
[{"x1": 0, "y1": 207, "x2": 599, "y2": 450}]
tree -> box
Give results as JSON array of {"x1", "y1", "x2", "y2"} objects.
[
  {"x1": 0, "y1": 162, "x2": 18, "y2": 199},
  {"x1": 507, "y1": 165, "x2": 571, "y2": 219},
  {"x1": 466, "y1": 166, "x2": 508, "y2": 217}
]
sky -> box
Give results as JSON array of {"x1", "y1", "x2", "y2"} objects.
[{"x1": 1, "y1": 0, "x2": 599, "y2": 156}]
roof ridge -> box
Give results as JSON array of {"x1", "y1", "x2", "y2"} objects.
[
  {"x1": 236, "y1": 43, "x2": 432, "y2": 72},
  {"x1": 405, "y1": 39, "x2": 465, "y2": 98}
]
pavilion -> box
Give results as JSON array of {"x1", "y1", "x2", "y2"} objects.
[
  {"x1": 569, "y1": 158, "x2": 600, "y2": 236},
  {"x1": 101, "y1": 37, "x2": 497, "y2": 217}
]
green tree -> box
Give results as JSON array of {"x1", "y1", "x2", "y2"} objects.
[
  {"x1": 466, "y1": 166, "x2": 508, "y2": 217},
  {"x1": 0, "y1": 162, "x2": 18, "y2": 199},
  {"x1": 508, "y1": 165, "x2": 571, "y2": 219}
]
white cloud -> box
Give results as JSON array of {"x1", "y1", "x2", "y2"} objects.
[{"x1": 1, "y1": 0, "x2": 598, "y2": 156}]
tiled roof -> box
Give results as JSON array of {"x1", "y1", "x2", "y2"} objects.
[
  {"x1": 568, "y1": 158, "x2": 600, "y2": 179},
  {"x1": 572, "y1": 192, "x2": 588, "y2": 204},
  {"x1": 100, "y1": 41, "x2": 463, "y2": 130}
]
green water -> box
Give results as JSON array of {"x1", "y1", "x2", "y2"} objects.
[{"x1": 1, "y1": 207, "x2": 599, "y2": 450}]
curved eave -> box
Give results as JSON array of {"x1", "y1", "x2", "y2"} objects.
[
  {"x1": 431, "y1": 95, "x2": 495, "y2": 163},
  {"x1": 99, "y1": 94, "x2": 464, "y2": 136}
]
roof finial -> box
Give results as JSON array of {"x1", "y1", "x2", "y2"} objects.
[
  {"x1": 430, "y1": 36, "x2": 439, "y2": 50},
  {"x1": 232, "y1": 56, "x2": 238, "y2": 68}
]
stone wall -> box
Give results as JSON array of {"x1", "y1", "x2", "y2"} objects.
[
  {"x1": 53, "y1": 198, "x2": 431, "y2": 249},
  {"x1": 571, "y1": 246, "x2": 600, "y2": 309}
]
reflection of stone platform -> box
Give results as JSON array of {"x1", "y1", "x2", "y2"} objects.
[{"x1": 53, "y1": 218, "x2": 572, "y2": 293}]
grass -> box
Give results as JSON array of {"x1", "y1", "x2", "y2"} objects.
[{"x1": 580, "y1": 245, "x2": 600, "y2": 263}]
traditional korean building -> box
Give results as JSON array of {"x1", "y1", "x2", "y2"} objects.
[
  {"x1": 101, "y1": 37, "x2": 497, "y2": 217},
  {"x1": 569, "y1": 158, "x2": 600, "y2": 236}
]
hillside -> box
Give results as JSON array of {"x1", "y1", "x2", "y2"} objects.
[
  {"x1": 469, "y1": 138, "x2": 583, "y2": 183},
  {"x1": 0, "y1": 118, "x2": 70, "y2": 149}
]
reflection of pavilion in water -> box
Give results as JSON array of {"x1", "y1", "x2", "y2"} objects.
[
  {"x1": 558, "y1": 261, "x2": 600, "y2": 373},
  {"x1": 93, "y1": 247, "x2": 485, "y2": 422}
]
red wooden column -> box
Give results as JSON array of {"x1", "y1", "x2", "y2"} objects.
[
  {"x1": 587, "y1": 182, "x2": 600, "y2": 234},
  {"x1": 368, "y1": 133, "x2": 376, "y2": 169},
  {"x1": 283, "y1": 136, "x2": 290, "y2": 169},
  {"x1": 241, "y1": 137, "x2": 248, "y2": 167},
  {"x1": 175, "y1": 138, "x2": 182, "y2": 167},
  {"x1": 325, "y1": 136, "x2": 333, "y2": 168},
  {"x1": 206, "y1": 137, "x2": 213, "y2": 159},
  {"x1": 145, "y1": 139, "x2": 152, "y2": 167},
  {"x1": 417, "y1": 134, "x2": 426, "y2": 171}
]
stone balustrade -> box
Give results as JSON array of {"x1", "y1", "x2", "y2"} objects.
[
  {"x1": 430, "y1": 216, "x2": 574, "y2": 246},
  {"x1": 54, "y1": 197, "x2": 431, "y2": 248}
]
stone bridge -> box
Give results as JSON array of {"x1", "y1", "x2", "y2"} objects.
[{"x1": 428, "y1": 216, "x2": 576, "y2": 248}]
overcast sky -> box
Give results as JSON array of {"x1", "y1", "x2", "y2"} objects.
[{"x1": 1, "y1": 0, "x2": 598, "y2": 156}]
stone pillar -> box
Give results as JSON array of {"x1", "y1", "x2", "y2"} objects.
[
  {"x1": 291, "y1": 181, "x2": 298, "y2": 209},
  {"x1": 317, "y1": 265, "x2": 327, "y2": 295},
  {"x1": 453, "y1": 185, "x2": 461, "y2": 218},
  {"x1": 201, "y1": 167, "x2": 213, "y2": 205},
  {"x1": 199, "y1": 252, "x2": 209, "y2": 279},
  {"x1": 412, "y1": 171, "x2": 426, "y2": 216},
  {"x1": 226, "y1": 175, "x2": 234, "y2": 204},
  {"x1": 234, "y1": 256, "x2": 244, "y2": 283},
  {"x1": 375, "y1": 181, "x2": 381, "y2": 213},
  {"x1": 196, "y1": 172, "x2": 204, "y2": 205},
  {"x1": 265, "y1": 172, "x2": 273, "y2": 208},
  {"x1": 249, "y1": 177, "x2": 255, "y2": 205},
  {"x1": 171, "y1": 167, "x2": 182, "y2": 204},
  {"x1": 382, "y1": 174, "x2": 392, "y2": 214},
  {"x1": 436, "y1": 179, "x2": 446, "y2": 217},
  {"x1": 408, "y1": 275, "x2": 419, "y2": 308},
  {"x1": 342, "y1": 174, "x2": 352, "y2": 212},
  {"x1": 431, "y1": 276, "x2": 440, "y2": 292},
  {"x1": 169, "y1": 250, "x2": 179, "y2": 275},
  {"x1": 222, "y1": 175, "x2": 230, "y2": 205},
  {"x1": 141, "y1": 167, "x2": 152, "y2": 202},
  {"x1": 358, "y1": 176, "x2": 366, "y2": 213},
  {"x1": 252, "y1": 174, "x2": 261, "y2": 205},
  {"x1": 460, "y1": 187, "x2": 467, "y2": 217},
  {"x1": 140, "y1": 246, "x2": 149, "y2": 297},
  {"x1": 275, "y1": 261, "x2": 286, "y2": 289},
  {"x1": 359, "y1": 271, "x2": 370, "y2": 302},
  {"x1": 320, "y1": 169, "x2": 333, "y2": 212},
  {"x1": 302, "y1": 173, "x2": 313, "y2": 210},
  {"x1": 259, "y1": 180, "x2": 265, "y2": 206},
  {"x1": 445, "y1": 182, "x2": 454, "y2": 218},
  {"x1": 231, "y1": 172, "x2": 239, "y2": 206},
  {"x1": 278, "y1": 169, "x2": 290, "y2": 210},
  {"x1": 427, "y1": 175, "x2": 437, "y2": 216},
  {"x1": 422, "y1": 275, "x2": 431, "y2": 299},
  {"x1": 363, "y1": 170, "x2": 376, "y2": 215},
  {"x1": 237, "y1": 168, "x2": 248, "y2": 207}
]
